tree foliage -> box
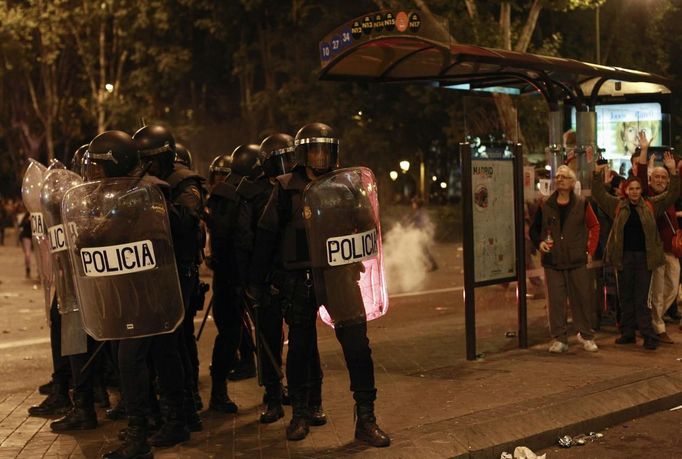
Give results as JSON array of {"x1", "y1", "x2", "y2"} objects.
[{"x1": 0, "y1": 0, "x2": 679, "y2": 196}]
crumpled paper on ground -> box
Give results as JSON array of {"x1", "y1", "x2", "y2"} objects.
[{"x1": 500, "y1": 446, "x2": 546, "y2": 459}]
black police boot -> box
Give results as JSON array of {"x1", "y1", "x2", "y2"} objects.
[
  {"x1": 148, "y1": 401, "x2": 190, "y2": 448},
  {"x1": 103, "y1": 416, "x2": 152, "y2": 459},
  {"x1": 118, "y1": 414, "x2": 163, "y2": 441},
  {"x1": 286, "y1": 394, "x2": 309, "y2": 441},
  {"x1": 354, "y1": 401, "x2": 390, "y2": 447},
  {"x1": 94, "y1": 384, "x2": 111, "y2": 409},
  {"x1": 50, "y1": 391, "x2": 97, "y2": 432},
  {"x1": 308, "y1": 405, "x2": 327, "y2": 426},
  {"x1": 106, "y1": 399, "x2": 127, "y2": 420},
  {"x1": 259, "y1": 385, "x2": 284, "y2": 424},
  {"x1": 208, "y1": 374, "x2": 237, "y2": 413},
  {"x1": 28, "y1": 382, "x2": 71, "y2": 417},
  {"x1": 38, "y1": 380, "x2": 54, "y2": 395},
  {"x1": 308, "y1": 383, "x2": 327, "y2": 426},
  {"x1": 227, "y1": 358, "x2": 257, "y2": 381},
  {"x1": 184, "y1": 392, "x2": 203, "y2": 432},
  {"x1": 192, "y1": 387, "x2": 203, "y2": 411}
]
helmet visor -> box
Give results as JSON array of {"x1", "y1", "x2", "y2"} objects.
[
  {"x1": 300, "y1": 143, "x2": 338, "y2": 170},
  {"x1": 82, "y1": 156, "x2": 106, "y2": 181}
]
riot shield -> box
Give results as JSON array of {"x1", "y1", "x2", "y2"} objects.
[
  {"x1": 62, "y1": 177, "x2": 184, "y2": 340},
  {"x1": 21, "y1": 159, "x2": 53, "y2": 319},
  {"x1": 41, "y1": 165, "x2": 87, "y2": 355},
  {"x1": 303, "y1": 167, "x2": 388, "y2": 328}
]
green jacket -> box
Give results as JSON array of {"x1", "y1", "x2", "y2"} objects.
[{"x1": 591, "y1": 170, "x2": 680, "y2": 271}]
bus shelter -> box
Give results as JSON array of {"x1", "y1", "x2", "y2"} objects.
[{"x1": 318, "y1": 10, "x2": 673, "y2": 360}]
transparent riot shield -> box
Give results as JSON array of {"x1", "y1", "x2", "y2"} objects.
[
  {"x1": 303, "y1": 167, "x2": 388, "y2": 328},
  {"x1": 41, "y1": 165, "x2": 83, "y2": 314},
  {"x1": 62, "y1": 178, "x2": 184, "y2": 340},
  {"x1": 41, "y1": 165, "x2": 87, "y2": 355},
  {"x1": 21, "y1": 159, "x2": 53, "y2": 320}
]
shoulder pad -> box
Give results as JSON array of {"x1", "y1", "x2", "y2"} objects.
[
  {"x1": 140, "y1": 175, "x2": 171, "y2": 198},
  {"x1": 237, "y1": 176, "x2": 272, "y2": 199},
  {"x1": 167, "y1": 164, "x2": 205, "y2": 188},
  {"x1": 276, "y1": 170, "x2": 308, "y2": 191},
  {"x1": 236, "y1": 179, "x2": 259, "y2": 199},
  {"x1": 210, "y1": 182, "x2": 238, "y2": 201}
]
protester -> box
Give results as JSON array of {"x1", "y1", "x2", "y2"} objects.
[
  {"x1": 592, "y1": 149, "x2": 680, "y2": 350},
  {"x1": 530, "y1": 165, "x2": 600, "y2": 353}
]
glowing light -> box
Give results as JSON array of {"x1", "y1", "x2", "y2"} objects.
[
  {"x1": 544, "y1": 165, "x2": 552, "y2": 171},
  {"x1": 105, "y1": 83, "x2": 114, "y2": 93},
  {"x1": 432, "y1": 175, "x2": 437, "y2": 182},
  {"x1": 440, "y1": 182, "x2": 447, "y2": 189},
  {"x1": 389, "y1": 171, "x2": 398, "y2": 181},
  {"x1": 399, "y1": 160, "x2": 410, "y2": 172}
]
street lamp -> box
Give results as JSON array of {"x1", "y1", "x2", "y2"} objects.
[
  {"x1": 399, "y1": 160, "x2": 410, "y2": 173},
  {"x1": 389, "y1": 170, "x2": 398, "y2": 181}
]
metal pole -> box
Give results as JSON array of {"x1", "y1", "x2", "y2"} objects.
[
  {"x1": 594, "y1": 3, "x2": 601, "y2": 64},
  {"x1": 460, "y1": 142, "x2": 477, "y2": 361},
  {"x1": 513, "y1": 144, "x2": 528, "y2": 348}
]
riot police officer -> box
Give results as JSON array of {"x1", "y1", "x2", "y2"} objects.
[
  {"x1": 28, "y1": 144, "x2": 88, "y2": 416},
  {"x1": 234, "y1": 136, "x2": 287, "y2": 423},
  {"x1": 227, "y1": 145, "x2": 259, "y2": 381},
  {"x1": 203, "y1": 146, "x2": 257, "y2": 413},
  {"x1": 132, "y1": 124, "x2": 204, "y2": 439},
  {"x1": 78, "y1": 130, "x2": 181, "y2": 459},
  {"x1": 167, "y1": 140, "x2": 203, "y2": 407},
  {"x1": 247, "y1": 123, "x2": 389, "y2": 447},
  {"x1": 174, "y1": 143, "x2": 193, "y2": 169}
]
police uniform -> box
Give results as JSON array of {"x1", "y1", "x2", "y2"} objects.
[
  {"x1": 164, "y1": 162, "x2": 207, "y2": 407},
  {"x1": 234, "y1": 174, "x2": 289, "y2": 421},
  {"x1": 250, "y1": 167, "x2": 374, "y2": 441},
  {"x1": 205, "y1": 175, "x2": 242, "y2": 412}
]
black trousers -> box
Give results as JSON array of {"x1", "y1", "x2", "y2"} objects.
[
  {"x1": 49, "y1": 294, "x2": 71, "y2": 386},
  {"x1": 118, "y1": 333, "x2": 184, "y2": 419},
  {"x1": 256, "y1": 293, "x2": 284, "y2": 390},
  {"x1": 280, "y1": 270, "x2": 376, "y2": 404},
  {"x1": 210, "y1": 269, "x2": 242, "y2": 380},
  {"x1": 617, "y1": 251, "x2": 657, "y2": 342},
  {"x1": 177, "y1": 264, "x2": 199, "y2": 405},
  {"x1": 179, "y1": 264, "x2": 200, "y2": 389},
  {"x1": 68, "y1": 336, "x2": 99, "y2": 400}
]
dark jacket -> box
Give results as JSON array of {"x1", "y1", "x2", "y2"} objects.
[
  {"x1": 591, "y1": 170, "x2": 680, "y2": 271},
  {"x1": 530, "y1": 192, "x2": 599, "y2": 270}
]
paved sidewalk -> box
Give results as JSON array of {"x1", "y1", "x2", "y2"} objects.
[{"x1": 3, "y1": 240, "x2": 682, "y2": 458}]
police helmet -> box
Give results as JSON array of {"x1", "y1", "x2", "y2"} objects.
[
  {"x1": 230, "y1": 144, "x2": 262, "y2": 179},
  {"x1": 259, "y1": 133, "x2": 295, "y2": 177},
  {"x1": 208, "y1": 154, "x2": 232, "y2": 184},
  {"x1": 84, "y1": 130, "x2": 140, "y2": 180},
  {"x1": 132, "y1": 124, "x2": 175, "y2": 160},
  {"x1": 70, "y1": 144, "x2": 88, "y2": 175},
  {"x1": 175, "y1": 143, "x2": 193, "y2": 169},
  {"x1": 294, "y1": 122, "x2": 339, "y2": 171}
]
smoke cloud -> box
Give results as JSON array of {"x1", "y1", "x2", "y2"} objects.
[{"x1": 382, "y1": 221, "x2": 435, "y2": 293}]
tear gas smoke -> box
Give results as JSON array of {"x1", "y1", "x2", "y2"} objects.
[{"x1": 383, "y1": 221, "x2": 435, "y2": 293}]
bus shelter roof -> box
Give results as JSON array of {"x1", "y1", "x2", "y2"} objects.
[{"x1": 318, "y1": 11, "x2": 672, "y2": 102}]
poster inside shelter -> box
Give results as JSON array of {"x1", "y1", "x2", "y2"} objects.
[
  {"x1": 471, "y1": 159, "x2": 516, "y2": 283},
  {"x1": 571, "y1": 103, "x2": 664, "y2": 174}
]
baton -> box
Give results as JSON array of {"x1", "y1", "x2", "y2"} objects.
[
  {"x1": 242, "y1": 294, "x2": 284, "y2": 385},
  {"x1": 196, "y1": 295, "x2": 213, "y2": 342},
  {"x1": 80, "y1": 341, "x2": 106, "y2": 374}
]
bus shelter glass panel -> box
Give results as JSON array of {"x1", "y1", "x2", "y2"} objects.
[{"x1": 462, "y1": 94, "x2": 548, "y2": 356}]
